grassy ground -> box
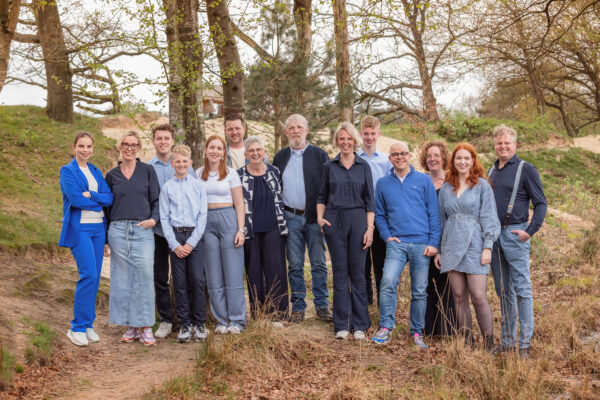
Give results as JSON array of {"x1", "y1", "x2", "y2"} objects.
[{"x1": 0, "y1": 106, "x2": 117, "y2": 249}]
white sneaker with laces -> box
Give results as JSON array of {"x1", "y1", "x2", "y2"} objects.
[
  {"x1": 154, "y1": 322, "x2": 172, "y2": 338},
  {"x1": 354, "y1": 330, "x2": 366, "y2": 340},
  {"x1": 193, "y1": 325, "x2": 209, "y2": 341},
  {"x1": 335, "y1": 330, "x2": 350, "y2": 340},
  {"x1": 215, "y1": 324, "x2": 228, "y2": 334},
  {"x1": 272, "y1": 321, "x2": 284, "y2": 329},
  {"x1": 67, "y1": 330, "x2": 88, "y2": 347},
  {"x1": 227, "y1": 325, "x2": 241, "y2": 335},
  {"x1": 86, "y1": 328, "x2": 100, "y2": 343}
]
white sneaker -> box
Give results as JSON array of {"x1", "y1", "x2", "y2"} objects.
[
  {"x1": 85, "y1": 328, "x2": 100, "y2": 343},
  {"x1": 67, "y1": 330, "x2": 88, "y2": 347},
  {"x1": 353, "y1": 330, "x2": 365, "y2": 340},
  {"x1": 215, "y1": 324, "x2": 228, "y2": 334},
  {"x1": 272, "y1": 321, "x2": 284, "y2": 329},
  {"x1": 335, "y1": 330, "x2": 350, "y2": 340},
  {"x1": 154, "y1": 322, "x2": 172, "y2": 338},
  {"x1": 227, "y1": 325, "x2": 242, "y2": 335},
  {"x1": 193, "y1": 324, "x2": 209, "y2": 341}
]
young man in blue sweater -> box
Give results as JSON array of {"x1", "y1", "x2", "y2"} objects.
[{"x1": 372, "y1": 141, "x2": 441, "y2": 348}]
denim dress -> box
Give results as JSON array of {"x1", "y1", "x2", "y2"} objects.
[{"x1": 438, "y1": 178, "x2": 500, "y2": 274}]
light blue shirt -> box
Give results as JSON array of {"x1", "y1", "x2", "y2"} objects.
[
  {"x1": 357, "y1": 147, "x2": 392, "y2": 191},
  {"x1": 159, "y1": 174, "x2": 208, "y2": 251},
  {"x1": 282, "y1": 143, "x2": 307, "y2": 210},
  {"x1": 148, "y1": 155, "x2": 194, "y2": 236}
]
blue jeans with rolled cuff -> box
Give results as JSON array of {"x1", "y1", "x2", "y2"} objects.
[{"x1": 378, "y1": 241, "x2": 430, "y2": 335}]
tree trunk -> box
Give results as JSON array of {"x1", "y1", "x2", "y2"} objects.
[
  {"x1": 34, "y1": 0, "x2": 73, "y2": 122},
  {"x1": 207, "y1": 0, "x2": 244, "y2": 117},
  {"x1": 293, "y1": 0, "x2": 312, "y2": 65},
  {"x1": 164, "y1": 0, "x2": 205, "y2": 166},
  {"x1": 0, "y1": 0, "x2": 22, "y2": 94},
  {"x1": 273, "y1": 63, "x2": 282, "y2": 152},
  {"x1": 406, "y1": 2, "x2": 439, "y2": 122},
  {"x1": 332, "y1": 0, "x2": 353, "y2": 122}
]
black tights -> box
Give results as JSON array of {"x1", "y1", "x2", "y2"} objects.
[{"x1": 448, "y1": 271, "x2": 493, "y2": 337}]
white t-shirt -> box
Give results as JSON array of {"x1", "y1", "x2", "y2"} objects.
[
  {"x1": 195, "y1": 167, "x2": 241, "y2": 203},
  {"x1": 79, "y1": 166, "x2": 105, "y2": 224},
  {"x1": 228, "y1": 146, "x2": 246, "y2": 169}
]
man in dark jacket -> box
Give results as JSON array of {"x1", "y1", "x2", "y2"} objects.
[{"x1": 273, "y1": 114, "x2": 332, "y2": 322}]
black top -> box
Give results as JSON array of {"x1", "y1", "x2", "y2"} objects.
[
  {"x1": 251, "y1": 174, "x2": 278, "y2": 233},
  {"x1": 273, "y1": 144, "x2": 329, "y2": 224},
  {"x1": 317, "y1": 153, "x2": 375, "y2": 211},
  {"x1": 105, "y1": 159, "x2": 160, "y2": 225},
  {"x1": 489, "y1": 154, "x2": 547, "y2": 236}
]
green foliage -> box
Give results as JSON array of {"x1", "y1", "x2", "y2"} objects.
[
  {"x1": 1, "y1": 347, "x2": 16, "y2": 386},
  {"x1": 519, "y1": 147, "x2": 600, "y2": 220},
  {"x1": 0, "y1": 106, "x2": 117, "y2": 249}
]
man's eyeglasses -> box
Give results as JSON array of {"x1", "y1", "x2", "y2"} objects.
[
  {"x1": 122, "y1": 143, "x2": 139, "y2": 150},
  {"x1": 390, "y1": 151, "x2": 410, "y2": 158}
]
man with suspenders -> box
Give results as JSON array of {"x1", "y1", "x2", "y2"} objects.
[{"x1": 488, "y1": 125, "x2": 547, "y2": 358}]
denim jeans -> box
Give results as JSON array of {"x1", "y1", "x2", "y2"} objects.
[
  {"x1": 108, "y1": 220, "x2": 156, "y2": 327},
  {"x1": 284, "y1": 211, "x2": 329, "y2": 312},
  {"x1": 491, "y1": 222, "x2": 533, "y2": 349},
  {"x1": 379, "y1": 241, "x2": 430, "y2": 334}
]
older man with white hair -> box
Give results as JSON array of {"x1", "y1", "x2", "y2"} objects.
[
  {"x1": 489, "y1": 124, "x2": 547, "y2": 359},
  {"x1": 372, "y1": 141, "x2": 441, "y2": 349},
  {"x1": 273, "y1": 114, "x2": 332, "y2": 323}
]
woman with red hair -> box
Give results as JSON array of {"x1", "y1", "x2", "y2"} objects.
[{"x1": 434, "y1": 143, "x2": 500, "y2": 351}]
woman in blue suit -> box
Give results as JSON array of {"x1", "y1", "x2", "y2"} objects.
[{"x1": 59, "y1": 131, "x2": 113, "y2": 347}]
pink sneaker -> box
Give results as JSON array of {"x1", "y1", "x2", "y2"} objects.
[
  {"x1": 140, "y1": 327, "x2": 156, "y2": 346},
  {"x1": 121, "y1": 328, "x2": 140, "y2": 343}
]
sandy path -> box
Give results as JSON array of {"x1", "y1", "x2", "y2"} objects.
[{"x1": 574, "y1": 134, "x2": 600, "y2": 153}]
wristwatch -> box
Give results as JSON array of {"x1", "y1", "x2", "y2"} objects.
[{"x1": 238, "y1": 228, "x2": 245, "y2": 233}]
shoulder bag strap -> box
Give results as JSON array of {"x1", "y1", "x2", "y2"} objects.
[{"x1": 503, "y1": 160, "x2": 525, "y2": 224}]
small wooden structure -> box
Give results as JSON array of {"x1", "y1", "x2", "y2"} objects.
[{"x1": 203, "y1": 85, "x2": 224, "y2": 118}]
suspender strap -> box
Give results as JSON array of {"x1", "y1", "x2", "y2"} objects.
[{"x1": 489, "y1": 160, "x2": 525, "y2": 226}]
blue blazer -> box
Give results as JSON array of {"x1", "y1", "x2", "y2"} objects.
[{"x1": 59, "y1": 158, "x2": 113, "y2": 248}]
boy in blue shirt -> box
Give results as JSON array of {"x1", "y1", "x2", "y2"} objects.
[{"x1": 159, "y1": 145, "x2": 208, "y2": 342}]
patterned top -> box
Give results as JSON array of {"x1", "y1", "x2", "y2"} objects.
[{"x1": 237, "y1": 164, "x2": 288, "y2": 239}]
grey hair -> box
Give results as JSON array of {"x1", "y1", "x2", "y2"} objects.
[
  {"x1": 244, "y1": 135, "x2": 264, "y2": 151},
  {"x1": 333, "y1": 122, "x2": 362, "y2": 148},
  {"x1": 389, "y1": 140, "x2": 410, "y2": 154},
  {"x1": 284, "y1": 114, "x2": 309, "y2": 130},
  {"x1": 493, "y1": 124, "x2": 518, "y2": 142}
]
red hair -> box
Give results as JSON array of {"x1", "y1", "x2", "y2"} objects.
[
  {"x1": 200, "y1": 135, "x2": 228, "y2": 181},
  {"x1": 445, "y1": 142, "x2": 487, "y2": 191}
]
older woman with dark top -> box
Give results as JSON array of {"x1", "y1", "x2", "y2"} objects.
[
  {"x1": 237, "y1": 136, "x2": 289, "y2": 324},
  {"x1": 105, "y1": 131, "x2": 160, "y2": 346},
  {"x1": 420, "y1": 141, "x2": 457, "y2": 336},
  {"x1": 317, "y1": 122, "x2": 375, "y2": 340}
]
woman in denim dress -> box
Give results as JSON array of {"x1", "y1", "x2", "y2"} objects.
[{"x1": 434, "y1": 142, "x2": 500, "y2": 351}]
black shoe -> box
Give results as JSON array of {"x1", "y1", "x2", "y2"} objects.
[
  {"x1": 289, "y1": 311, "x2": 305, "y2": 323},
  {"x1": 492, "y1": 345, "x2": 516, "y2": 356},
  {"x1": 463, "y1": 329, "x2": 474, "y2": 349},
  {"x1": 484, "y1": 335, "x2": 497, "y2": 353},
  {"x1": 518, "y1": 348, "x2": 530, "y2": 359},
  {"x1": 177, "y1": 325, "x2": 191, "y2": 343},
  {"x1": 316, "y1": 308, "x2": 333, "y2": 322}
]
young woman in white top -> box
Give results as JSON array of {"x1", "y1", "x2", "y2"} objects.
[
  {"x1": 196, "y1": 135, "x2": 247, "y2": 333},
  {"x1": 59, "y1": 132, "x2": 113, "y2": 347}
]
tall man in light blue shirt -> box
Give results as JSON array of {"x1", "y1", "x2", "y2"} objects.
[
  {"x1": 357, "y1": 115, "x2": 392, "y2": 306},
  {"x1": 273, "y1": 114, "x2": 332, "y2": 323},
  {"x1": 148, "y1": 123, "x2": 192, "y2": 339},
  {"x1": 159, "y1": 145, "x2": 208, "y2": 343}
]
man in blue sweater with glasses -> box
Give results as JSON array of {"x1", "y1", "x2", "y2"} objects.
[{"x1": 372, "y1": 141, "x2": 441, "y2": 349}]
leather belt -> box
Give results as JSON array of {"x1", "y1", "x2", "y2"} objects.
[
  {"x1": 173, "y1": 226, "x2": 195, "y2": 232},
  {"x1": 284, "y1": 206, "x2": 305, "y2": 216}
]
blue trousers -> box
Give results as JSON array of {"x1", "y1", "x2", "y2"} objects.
[
  {"x1": 170, "y1": 230, "x2": 207, "y2": 327},
  {"x1": 323, "y1": 208, "x2": 370, "y2": 333},
  {"x1": 154, "y1": 234, "x2": 173, "y2": 324},
  {"x1": 70, "y1": 223, "x2": 105, "y2": 332},
  {"x1": 284, "y1": 211, "x2": 330, "y2": 312},
  {"x1": 203, "y1": 207, "x2": 246, "y2": 329}
]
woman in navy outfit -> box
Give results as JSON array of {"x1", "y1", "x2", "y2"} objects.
[
  {"x1": 59, "y1": 131, "x2": 113, "y2": 347},
  {"x1": 317, "y1": 122, "x2": 375, "y2": 340}
]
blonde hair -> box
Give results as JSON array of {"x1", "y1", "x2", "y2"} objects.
[
  {"x1": 333, "y1": 122, "x2": 362, "y2": 148},
  {"x1": 172, "y1": 144, "x2": 191, "y2": 158},
  {"x1": 360, "y1": 115, "x2": 380, "y2": 130},
  {"x1": 493, "y1": 124, "x2": 517, "y2": 142},
  {"x1": 118, "y1": 131, "x2": 142, "y2": 151}
]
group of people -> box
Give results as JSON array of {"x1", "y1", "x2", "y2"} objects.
[{"x1": 59, "y1": 112, "x2": 546, "y2": 357}]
